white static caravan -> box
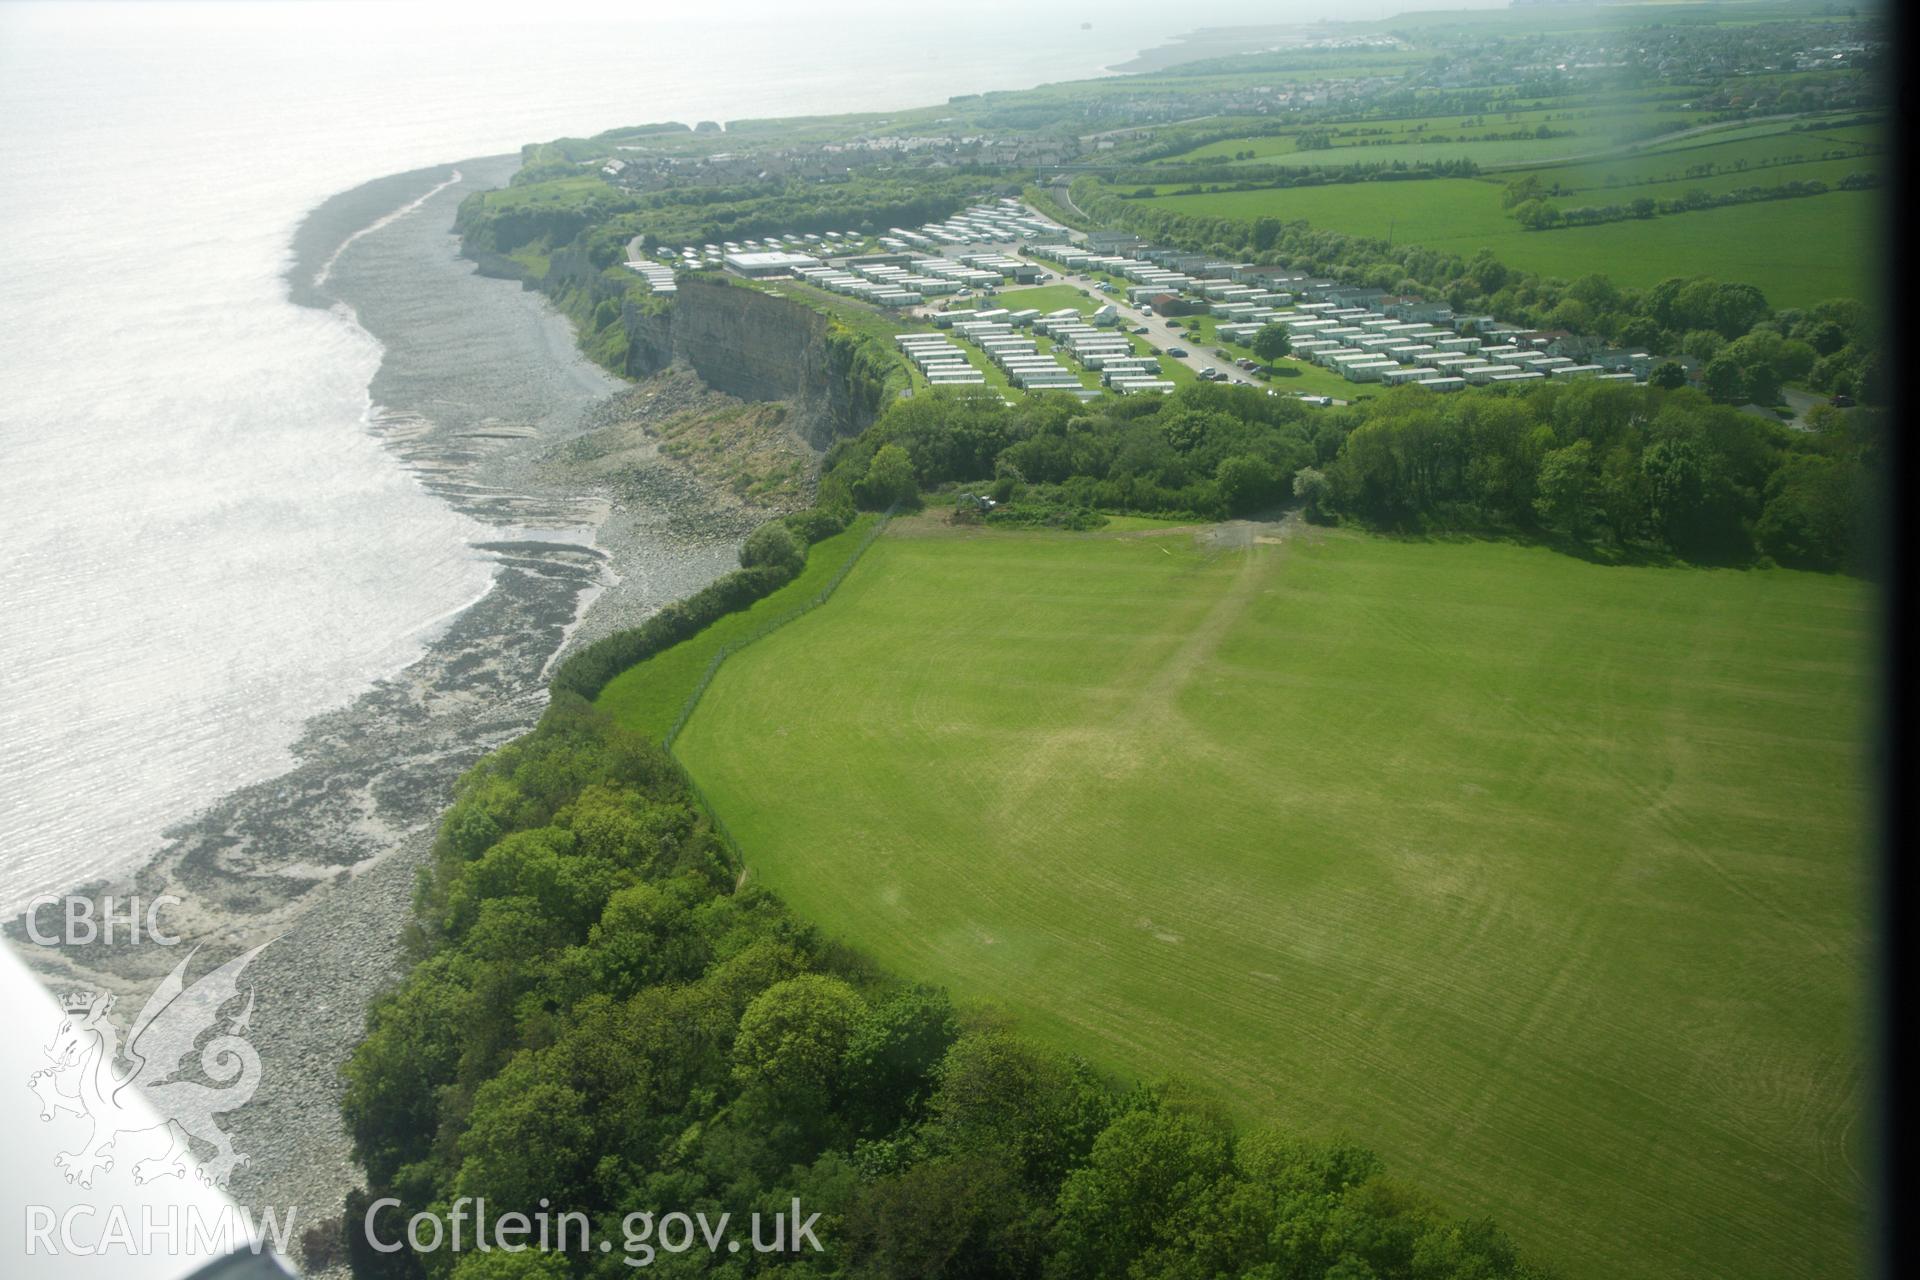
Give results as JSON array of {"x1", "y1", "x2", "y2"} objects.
[
  {"x1": 1381, "y1": 366, "x2": 1439, "y2": 386},
  {"x1": 1549, "y1": 364, "x2": 1604, "y2": 380},
  {"x1": 1488, "y1": 371, "x2": 1546, "y2": 384},
  {"x1": 1331, "y1": 348, "x2": 1390, "y2": 370},
  {"x1": 1343, "y1": 360, "x2": 1401, "y2": 383},
  {"x1": 1462, "y1": 364, "x2": 1522, "y2": 385},
  {"x1": 1421, "y1": 377, "x2": 1467, "y2": 392}
]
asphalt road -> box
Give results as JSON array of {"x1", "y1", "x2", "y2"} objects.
[{"x1": 1050, "y1": 270, "x2": 1268, "y2": 388}]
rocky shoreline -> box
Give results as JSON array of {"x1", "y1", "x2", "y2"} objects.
[{"x1": 7, "y1": 157, "x2": 791, "y2": 1259}]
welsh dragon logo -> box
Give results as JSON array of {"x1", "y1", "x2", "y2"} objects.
[{"x1": 27, "y1": 942, "x2": 272, "y2": 1190}]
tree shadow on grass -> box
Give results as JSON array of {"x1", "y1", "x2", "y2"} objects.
[{"x1": 1347, "y1": 523, "x2": 1738, "y2": 572}]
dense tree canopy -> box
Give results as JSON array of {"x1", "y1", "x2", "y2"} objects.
[{"x1": 821, "y1": 379, "x2": 1879, "y2": 572}]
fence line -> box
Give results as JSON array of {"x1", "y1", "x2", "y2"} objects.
[{"x1": 663, "y1": 505, "x2": 899, "y2": 872}]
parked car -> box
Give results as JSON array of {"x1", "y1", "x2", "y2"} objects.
[
  {"x1": 1132, "y1": 325, "x2": 1150, "y2": 334},
  {"x1": 1236, "y1": 358, "x2": 1258, "y2": 370},
  {"x1": 1198, "y1": 368, "x2": 1220, "y2": 381},
  {"x1": 1829, "y1": 393, "x2": 1856, "y2": 407},
  {"x1": 1166, "y1": 347, "x2": 1189, "y2": 358}
]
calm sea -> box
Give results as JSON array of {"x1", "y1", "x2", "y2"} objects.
[{"x1": 0, "y1": 0, "x2": 1312, "y2": 914}]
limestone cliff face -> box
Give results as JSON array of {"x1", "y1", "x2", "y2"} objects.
[
  {"x1": 623, "y1": 302, "x2": 674, "y2": 377},
  {"x1": 665, "y1": 280, "x2": 827, "y2": 401},
  {"x1": 617, "y1": 279, "x2": 893, "y2": 447},
  {"x1": 519, "y1": 246, "x2": 892, "y2": 448}
]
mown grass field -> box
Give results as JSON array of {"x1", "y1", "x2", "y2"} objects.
[
  {"x1": 671, "y1": 520, "x2": 1870, "y2": 1280},
  {"x1": 595, "y1": 515, "x2": 878, "y2": 741},
  {"x1": 1130, "y1": 180, "x2": 1876, "y2": 307}
]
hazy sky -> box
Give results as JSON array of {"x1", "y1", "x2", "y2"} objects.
[{"x1": 0, "y1": 0, "x2": 1519, "y2": 38}]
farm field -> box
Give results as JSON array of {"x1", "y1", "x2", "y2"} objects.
[
  {"x1": 1171, "y1": 103, "x2": 1715, "y2": 168},
  {"x1": 1482, "y1": 190, "x2": 1880, "y2": 307},
  {"x1": 1539, "y1": 125, "x2": 1882, "y2": 191},
  {"x1": 1550, "y1": 155, "x2": 1875, "y2": 205},
  {"x1": 1136, "y1": 178, "x2": 1504, "y2": 246},
  {"x1": 594, "y1": 514, "x2": 879, "y2": 741},
  {"x1": 1130, "y1": 180, "x2": 1876, "y2": 306},
  {"x1": 671, "y1": 520, "x2": 1871, "y2": 1280}
]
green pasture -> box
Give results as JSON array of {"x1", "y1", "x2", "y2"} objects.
[
  {"x1": 1481, "y1": 190, "x2": 1880, "y2": 307},
  {"x1": 1169, "y1": 101, "x2": 1717, "y2": 169},
  {"x1": 670, "y1": 522, "x2": 1870, "y2": 1280},
  {"x1": 1129, "y1": 179, "x2": 1877, "y2": 305},
  {"x1": 593, "y1": 515, "x2": 879, "y2": 741}
]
